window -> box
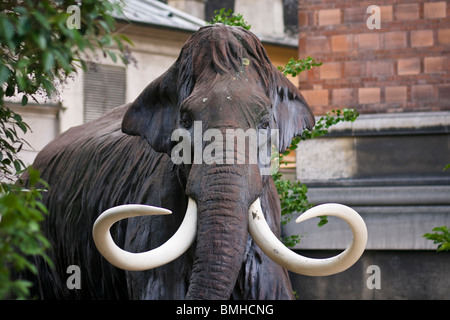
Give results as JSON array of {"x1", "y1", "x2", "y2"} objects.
[{"x1": 83, "y1": 64, "x2": 126, "y2": 123}]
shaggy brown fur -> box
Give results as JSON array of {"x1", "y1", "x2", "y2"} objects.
[{"x1": 23, "y1": 24, "x2": 314, "y2": 299}]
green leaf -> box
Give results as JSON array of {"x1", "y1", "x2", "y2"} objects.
[
  {"x1": 13, "y1": 159, "x2": 23, "y2": 173},
  {"x1": 16, "y1": 120, "x2": 28, "y2": 134},
  {"x1": 10, "y1": 280, "x2": 33, "y2": 298},
  {"x1": 28, "y1": 167, "x2": 41, "y2": 186},
  {"x1": 317, "y1": 216, "x2": 328, "y2": 227},
  {"x1": 16, "y1": 15, "x2": 31, "y2": 36},
  {"x1": 33, "y1": 33, "x2": 47, "y2": 50},
  {"x1": 208, "y1": 8, "x2": 251, "y2": 30},
  {"x1": 108, "y1": 51, "x2": 117, "y2": 63},
  {"x1": 98, "y1": 20, "x2": 111, "y2": 33},
  {"x1": 21, "y1": 95, "x2": 28, "y2": 106},
  {"x1": 5, "y1": 83, "x2": 15, "y2": 97},
  {"x1": 283, "y1": 235, "x2": 302, "y2": 248},
  {"x1": 42, "y1": 51, "x2": 55, "y2": 72},
  {"x1": 37, "y1": 75, "x2": 56, "y2": 96},
  {"x1": 423, "y1": 226, "x2": 450, "y2": 252},
  {"x1": 119, "y1": 34, "x2": 134, "y2": 46},
  {"x1": 0, "y1": 65, "x2": 11, "y2": 84},
  {"x1": 13, "y1": 6, "x2": 28, "y2": 15},
  {"x1": 33, "y1": 11, "x2": 51, "y2": 30},
  {"x1": 16, "y1": 73, "x2": 27, "y2": 91},
  {"x1": 0, "y1": 14, "x2": 14, "y2": 42},
  {"x1": 53, "y1": 49, "x2": 73, "y2": 73},
  {"x1": 437, "y1": 242, "x2": 450, "y2": 252},
  {"x1": 278, "y1": 57, "x2": 323, "y2": 77},
  {"x1": 73, "y1": 31, "x2": 86, "y2": 51}
]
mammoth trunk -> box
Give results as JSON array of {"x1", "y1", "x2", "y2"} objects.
[{"x1": 185, "y1": 164, "x2": 261, "y2": 300}]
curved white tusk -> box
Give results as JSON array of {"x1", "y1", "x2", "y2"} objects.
[
  {"x1": 248, "y1": 199, "x2": 368, "y2": 276},
  {"x1": 92, "y1": 198, "x2": 197, "y2": 271}
]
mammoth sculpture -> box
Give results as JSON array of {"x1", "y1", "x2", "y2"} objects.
[{"x1": 23, "y1": 24, "x2": 367, "y2": 300}]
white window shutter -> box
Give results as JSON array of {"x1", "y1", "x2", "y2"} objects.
[{"x1": 83, "y1": 64, "x2": 126, "y2": 123}]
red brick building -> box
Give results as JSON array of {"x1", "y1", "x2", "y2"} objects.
[{"x1": 297, "y1": 0, "x2": 449, "y2": 115}]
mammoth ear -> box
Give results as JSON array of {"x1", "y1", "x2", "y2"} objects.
[
  {"x1": 122, "y1": 65, "x2": 181, "y2": 154},
  {"x1": 272, "y1": 68, "x2": 315, "y2": 154}
]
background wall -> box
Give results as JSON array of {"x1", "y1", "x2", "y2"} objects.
[
  {"x1": 298, "y1": 0, "x2": 449, "y2": 114},
  {"x1": 283, "y1": 0, "x2": 450, "y2": 299}
]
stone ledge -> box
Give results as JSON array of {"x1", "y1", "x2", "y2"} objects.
[
  {"x1": 323, "y1": 111, "x2": 450, "y2": 137},
  {"x1": 306, "y1": 185, "x2": 450, "y2": 206},
  {"x1": 282, "y1": 204, "x2": 450, "y2": 250},
  {"x1": 282, "y1": 184, "x2": 450, "y2": 250}
]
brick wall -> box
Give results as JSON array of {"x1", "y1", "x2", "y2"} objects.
[{"x1": 298, "y1": 0, "x2": 450, "y2": 115}]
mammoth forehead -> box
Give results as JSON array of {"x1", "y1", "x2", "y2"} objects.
[
  {"x1": 188, "y1": 24, "x2": 271, "y2": 75},
  {"x1": 181, "y1": 79, "x2": 271, "y2": 115}
]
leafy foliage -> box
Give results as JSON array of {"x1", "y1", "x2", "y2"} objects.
[
  {"x1": 0, "y1": 169, "x2": 50, "y2": 299},
  {"x1": 423, "y1": 165, "x2": 450, "y2": 252},
  {"x1": 274, "y1": 109, "x2": 359, "y2": 246},
  {"x1": 0, "y1": 107, "x2": 30, "y2": 182},
  {"x1": 277, "y1": 56, "x2": 322, "y2": 77},
  {"x1": 208, "y1": 8, "x2": 251, "y2": 30},
  {"x1": 0, "y1": 0, "x2": 131, "y2": 104},
  {"x1": 423, "y1": 226, "x2": 450, "y2": 252},
  {"x1": 291, "y1": 108, "x2": 359, "y2": 144},
  {"x1": 0, "y1": 0, "x2": 132, "y2": 299}
]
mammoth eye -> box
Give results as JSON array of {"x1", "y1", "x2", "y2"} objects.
[
  {"x1": 179, "y1": 113, "x2": 192, "y2": 129},
  {"x1": 258, "y1": 117, "x2": 270, "y2": 130}
]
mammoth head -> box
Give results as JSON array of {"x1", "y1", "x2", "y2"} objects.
[
  {"x1": 121, "y1": 23, "x2": 315, "y2": 156},
  {"x1": 93, "y1": 24, "x2": 367, "y2": 300}
]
